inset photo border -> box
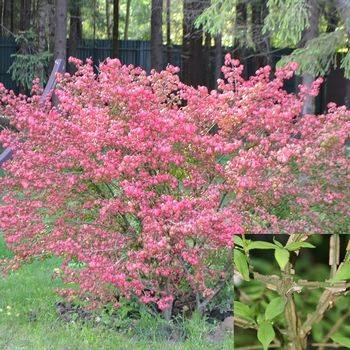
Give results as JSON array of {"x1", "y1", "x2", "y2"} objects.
[{"x1": 234, "y1": 234, "x2": 350, "y2": 349}]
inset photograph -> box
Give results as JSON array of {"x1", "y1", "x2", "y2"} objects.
[{"x1": 234, "y1": 234, "x2": 350, "y2": 349}]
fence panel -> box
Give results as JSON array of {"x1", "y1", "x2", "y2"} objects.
[
  {"x1": 0, "y1": 36, "x2": 17, "y2": 91},
  {"x1": 0, "y1": 37, "x2": 343, "y2": 112}
]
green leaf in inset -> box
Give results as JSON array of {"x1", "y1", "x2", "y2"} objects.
[
  {"x1": 285, "y1": 242, "x2": 315, "y2": 251},
  {"x1": 265, "y1": 296, "x2": 286, "y2": 320},
  {"x1": 248, "y1": 241, "x2": 277, "y2": 250},
  {"x1": 234, "y1": 236, "x2": 244, "y2": 247},
  {"x1": 234, "y1": 249, "x2": 250, "y2": 281},
  {"x1": 274, "y1": 248, "x2": 290, "y2": 270},
  {"x1": 332, "y1": 262, "x2": 350, "y2": 282},
  {"x1": 257, "y1": 321, "x2": 275, "y2": 350},
  {"x1": 235, "y1": 301, "x2": 255, "y2": 322},
  {"x1": 331, "y1": 333, "x2": 350, "y2": 348},
  {"x1": 273, "y1": 238, "x2": 283, "y2": 248}
]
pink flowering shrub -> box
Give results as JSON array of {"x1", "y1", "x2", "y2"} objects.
[
  {"x1": 0, "y1": 54, "x2": 349, "y2": 314},
  {"x1": 217, "y1": 57, "x2": 349, "y2": 235}
]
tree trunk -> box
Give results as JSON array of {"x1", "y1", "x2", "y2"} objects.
[
  {"x1": 37, "y1": 0, "x2": 46, "y2": 52},
  {"x1": 335, "y1": 0, "x2": 350, "y2": 108},
  {"x1": 252, "y1": 0, "x2": 271, "y2": 67},
  {"x1": 31, "y1": 0, "x2": 37, "y2": 24},
  {"x1": 1, "y1": 0, "x2": 12, "y2": 35},
  {"x1": 301, "y1": 0, "x2": 320, "y2": 115},
  {"x1": 111, "y1": 0, "x2": 119, "y2": 58},
  {"x1": 68, "y1": 0, "x2": 82, "y2": 72},
  {"x1": 54, "y1": 0, "x2": 68, "y2": 72},
  {"x1": 37, "y1": 0, "x2": 47, "y2": 83},
  {"x1": 124, "y1": 0, "x2": 131, "y2": 40},
  {"x1": 20, "y1": 0, "x2": 31, "y2": 31},
  {"x1": 166, "y1": 0, "x2": 171, "y2": 63},
  {"x1": 18, "y1": 0, "x2": 32, "y2": 92},
  {"x1": 0, "y1": 0, "x2": 2, "y2": 36},
  {"x1": 214, "y1": 34, "x2": 222, "y2": 88},
  {"x1": 182, "y1": 0, "x2": 208, "y2": 86},
  {"x1": 48, "y1": 0, "x2": 55, "y2": 53},
  {"x1": 203, "y1": 33, "x2": 211, "y2": 87},
  {"x1": 106, "y1": 0, "x2": 111, "y2": 39},
  {"x1": 151, "y1": 0, "x2": 163, "y2": 71},
  {"x1": 93, "y1": 0, "x2": 96, "y2": 43},
  {"x1": 235, "y1": 2, "x2": 247, "y2": 76},
  {"x1": 10, "y1": 0, "x2": 14, "y2": 32}
]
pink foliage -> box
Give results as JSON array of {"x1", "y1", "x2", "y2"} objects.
[{"x1": 0, "y1": 54, "x2": 349, "y2": 311}]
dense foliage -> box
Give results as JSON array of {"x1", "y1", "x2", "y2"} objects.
[
  {"x1": 0, "y1": 55, "x2": 349, "y2": 315},
  {"x1": 198, "y1": 0, "x2": 350, "y2": 79},
  {"x1": 8, "y1": 30, "x2": 52, "y2": 92}
]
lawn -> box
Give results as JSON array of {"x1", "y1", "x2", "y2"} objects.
[{"x1": 0, "y1": 235, "x2": 233, "y2": 350}]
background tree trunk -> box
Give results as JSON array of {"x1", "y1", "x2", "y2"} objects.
[
  {"x1": 203, "y1": 32, "x2": 211, "y2": 87},
  {"x1": 20, "y1": 0, "x2": 31, "y2": 31},
  {"x1": 166, "y1": 0, "x2": 171, "y2": 63},
  {"x1": 182, "y1": 0, "x2": 207, "y2": 86},
  {"x1": 54, "y1": 0, "x2": 68, "y2": 71},
  {"x1": 235, "y1": 2, "x2": 247, "y2": 77},
  {"x1": 151, "y1": 0, "x2": 163, "y2": 71},
  {"x1": 106, "y1": 0, "x2": 111, "y2": 39},
  {"x1": 48, "y1": 0, "x2": 55, "y2": 53},
  {"x1": 31, "y1": 0, "x2": 37, "y2": 25},
  {"x1": 68, "y1": 0, "x2": 82, "y2": 72},
  {"x1": 0, "y1": 0, "x2": 2, "y2": 36},
  {"x1": 1, "y1": 0, "x2": 12, "y2": 35},
  {"x1": 335, "y1": 0, "x2": 350, "y2": 108},
  {"x1": 37, "y1": 0, "x2": 47, "y2": 52},
  {"x1": 93, "y1": 0, "x2": 96, "y2": 46},
  {"x1": 252, "y1": 0, "x2": 271, "y2": 67},
  {"x1": 124, "y1": 0, "x2": 131, "y2": 40},
  {"x1": 37, "y1": 0, "x2": 47, "y2": 82},
  {"x1": 214, "y1": 34, "x2": 222, "y2": 88},
  {"x1": 17, "y1": 0, "x2": 32, "y2": 92},
  {"x1": 301, "y1": 0, "x2": 320, "y2": 115},
  {"x1": 10, "y1": 0, "x2": 14, "y2": 33},
  {"x1": 111, "y1": 0, "x2": 119, "y2": 58}
]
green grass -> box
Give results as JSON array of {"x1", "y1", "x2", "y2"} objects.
[{"x1": 0, "y1": 236, "x2": 233, "y2": 350}]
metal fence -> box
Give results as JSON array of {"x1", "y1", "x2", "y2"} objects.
[
  {"x1": 0, "y1": 37, "x2": 295, "y2": 87},
  {"x1": 0, "y1": 36, "x2": 17, "y2": 91},
  {"x1": 0, "y1": 37, "x2": 183, "y2": 91},
  {"x1": 77, "y1": 40, "x2": 181, "y2": 71},
  {"x1": 0, "y1": 36, "x2": 297, "y2": 89}
]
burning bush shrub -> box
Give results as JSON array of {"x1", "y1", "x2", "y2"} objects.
[{"x1": 0, "y1": 55, "x2": 348, "y2": 316}]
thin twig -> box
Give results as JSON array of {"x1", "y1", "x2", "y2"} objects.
[
  {"x1": 318, "y1": 310, "x2": 350, "y2": 350},
  {"x1": 312, "y1": 344, "x2": 347, "y2": 348},
  {"x1": 283, "y1": 235, "x2": 305, "y2": 349},
  {"x1": 235, "y1": 344, "x2": 281, "y2": 350},
  {"x1": 301, "y1": 238, "x2": 350, "y2": 337},
  {"x1": 234, "y1": 316, "x2": 257, "y2": 330},
  {"x1": 329, "y1": 234, "x2": 340, "y2": 278},
  {"x1": 234, "y1": 269, "x2": 350, "y2": 291}
]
